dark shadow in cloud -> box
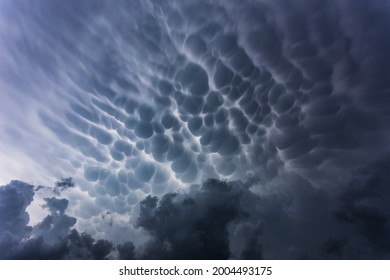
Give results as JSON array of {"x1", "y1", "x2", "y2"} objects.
[
  {"x1": 333, "y1": 157, "x2": 390, "y2": 259},
  {"x1": 0, "y1": 181, "x2": 34, "y2": 259},
  {"x1": 117, "y1": 241, "x2": 136, "y2": 260},
  {"x1": 0, "y1": 180, "x2": 135, "y2": 260},
  {"x1": 136, "y1": 164, "x2": 390, "y2": 260},
  {"x1": 9, "y1": 195, "x2": 115, "y2": 260},
  {"x1": 2, "y1": 165, "x2": 390, "y2": 260},
  {"x1": 12, "y1": 229, "x2": 114, "y2": 260},
  {"x1": 54, "y1": 177, "x2": 75, "y2": 195},
  {"x1": 136, "y1": 179, "x2": 249, "y2": 259},
  {"x1": 43, "y1": 197, "x2": 68, "y2": 215}
]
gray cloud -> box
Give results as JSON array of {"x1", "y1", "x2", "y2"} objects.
[
  {"x1": 1, "y1": 162, "x2": 390, "y2": 260},
  {"x1": 136, "y1": 179, "x2": 248, "y2": 259},
  {"x1": 1, "y1": 0, "x2": 390, "y2": 259},
  {"x1": 137, "y1": 167, "x2": 390, "y2": 259},
  {"x1": 0, "y1": 181, "x2": 133, "y2": 260},
  {"x1": 0, "y1": 181, "x2": 34, "y2": 259}
]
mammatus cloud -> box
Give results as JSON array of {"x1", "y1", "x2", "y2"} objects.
[{"x1": 1, "y1": 0, "x2": 390, "y2": 259}]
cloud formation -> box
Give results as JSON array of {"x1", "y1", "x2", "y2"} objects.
[
  {"x1": 0, "y1": 0, "x2": 390, "y2": 259},
  {"x1": 1, "y1": 165, "x2": 390, "y2": 260},
  {"x1": 137, "y1": 179, "x2": 248, "y2": 259},
  {"x1": 0, "y1": 181, "x2": 34, "y2": 259},
  {"x1": 137, "y1": 170, "x2": 390, "y2": 260},
  {"x1": 0, "y1": 181, "x2": 128, "y2": 260}
]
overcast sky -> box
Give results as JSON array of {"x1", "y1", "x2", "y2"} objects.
[{"x1": 1, "y1": 0, "x2": 390, "y2": 259}]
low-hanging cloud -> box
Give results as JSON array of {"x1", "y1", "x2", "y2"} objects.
[
  {"x1": 0, "y1": 181, "x2": 132, "y2": 260},
  {"x1": 0, "y1": 181, "x2": 34, "y2": 259},
  {"x1": 1, "y1": 0, "x2": 390, "y2": 259},
  {"x1": 137, "y1": 167, "x2": 390, "y2": 259},
  {"x1": 1, "y1": 161, "x2": 390, "y2": 260},
  {"x1": 136, "y1": 179, "x2": 249, "y2": 259}
]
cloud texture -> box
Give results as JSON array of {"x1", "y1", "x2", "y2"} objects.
[{"x1": 0, "y1": 0, "x2": 390, "y2": 259}]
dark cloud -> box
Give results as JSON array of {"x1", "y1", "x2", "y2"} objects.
[
  {"x1": 117, "y1": 242, "x2": 136, "y2": 260},
  {"x1": 2, "y1": 164, "x2": 390, "y2": 260},
  {"x1": 1, "y1": 0, "x2": 390, "y2": 260},
  {"x1": 137, "y1": 179, "x2": 248, "y2": 259},
  {"x1": 54, "y1": 177, "x2": 75, "y2": 195},
  {"x1": 332, "y1": 158, "x2": 390, "y2": 259},
  {"x1": 44, "y1": 197, "x2": 68, "y2": 215},
  {"x1": 0, "y1": 181, "x2": 133, "y2": 260},
  {"x1": 12, "y1": 229, "x2": 115, "y2": 260},
  {"x1": 0, "y1": 181, "x2": 34, "y2": 259},
  {"x1": 7, "y1": 193, "x2": 116, "y2": 260},
  {"x1": 136, "y1": 166, "x2": 390, "y2": 260}
]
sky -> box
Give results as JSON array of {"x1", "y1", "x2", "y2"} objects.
[{"x1": 1, "y1": 0, "x2": 390, "y2": 259}]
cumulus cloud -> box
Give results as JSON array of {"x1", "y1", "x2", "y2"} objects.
[
  {"x1": 137, "y1": 169, "x2": 390, "y2": 260},
  {"x1": 0, "y1": 181, "x2": 134, "y2": 260},
  {"x1": 0, "y1": 181, "x2": 34, "y2": 259},
  {"x1": 136, "y1": 179, "x2": 248, "y2": 259},
  {"x1": 2, "y1": 164, "x2": 390, "y2": 260}
]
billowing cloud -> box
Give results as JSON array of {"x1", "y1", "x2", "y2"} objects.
[
  {"x1": 137, "y1": 169, "x2": 390, "y2": 260},
  {"x1": 0, "y1": 181, "x2": 34, "y2": 259},
  {"x1": 1, "y1": 0, "x2": 390, "y2": 259},
  {"x1": 2, "y1": 165, "x2": 390, "y2": 260},
  {"x1": 0, "y1": 181, "x2": 132, "y2": 260},
  {"x1": 136, "y1": 179, "x2": 248, "y2": 259}
]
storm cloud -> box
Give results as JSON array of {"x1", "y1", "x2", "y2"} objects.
[
  {"x1": 0, "y1": 181, "x2": 34, "y2": 259},
  {"x1": 136, "y1": 179, "x2": 248, "y2": 259},
  {"x1": 2, "y1": 172, "x2": 390, "y2": 259},
  {"x1": 0, "y1": 181, "x2": 129, "y2": 260},
  {"x1": 1, "y1": 0, "x2": 390, "y2": 259},
  {"x1": 135, "y1": 171, "x2": 390, "y2": 260}
]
